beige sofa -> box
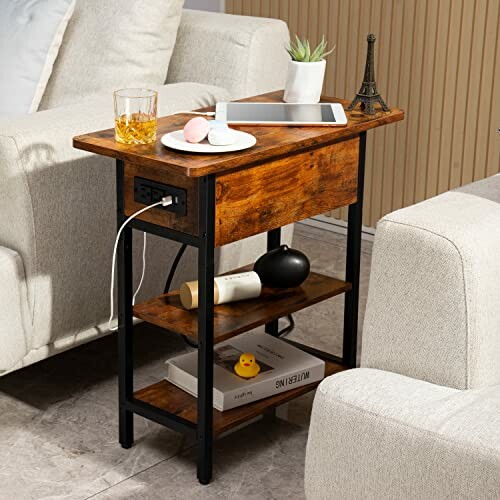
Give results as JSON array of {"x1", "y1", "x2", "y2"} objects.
[
  {"x1": 0, "y1": 9, "x2": 291, "y2": 374},
  {"x1": 305, "y1": 174, "x2": 500, "y2": 499}
]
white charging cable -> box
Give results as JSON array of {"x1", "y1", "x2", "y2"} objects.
[
  {"x1": 108, "y1": 196, "x2": 173, "y2": 331},
  {"x1": 173, "y1": 111, "x2": 216, "y2": 117},
  {"x1": 132, "y1": 231, "x2": 147, "y2": 306}
]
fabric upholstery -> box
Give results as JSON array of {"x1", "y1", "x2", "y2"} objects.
[
  {"x1": 305, "y1": 368, "x2": 500, "y2": 500},
  {"x1": 0, "y1": 9, "x2": 294, "y2": 374},
  {"x1": 40, "y1": 0, "x2": 184, "y2": 110},
  {"x1": 167, "y1": 9, "x2": 290, "y2": 100},
  {"x1": 0, "y1": 0, "x2": 75, "y2": 116},
  {"x1": 0, "y1": 246, "x2": 32, "y2": 371},
  {"x1": 0, "y1": 81, "x2": 292, "y2": 373},
  {"x1": 0, "y1": 83, "x2": 229, "y2": 371},
  {"x1": 361, "y1": 174, "x2": 500, "y2": 389}
]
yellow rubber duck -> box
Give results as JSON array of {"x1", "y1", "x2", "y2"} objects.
[{"x1": 234, "y1": 352, "x2": 261, "y2": 379}]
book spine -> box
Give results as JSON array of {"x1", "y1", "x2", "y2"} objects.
[
  {"x1": 166, "y1": 362, "x2": 225, "y2": 411},
  {"x1": 222, "y1": 363, "x2": 325, "y2": 410}
]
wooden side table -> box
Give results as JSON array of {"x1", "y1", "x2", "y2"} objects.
[{"x1": 73, "y1": 90, "x2": 404, "y2": 484}]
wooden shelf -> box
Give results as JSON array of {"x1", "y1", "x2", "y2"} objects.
[
  {"x1": 134, "y1": 357, "x2": 347, "y2": 437},
  {"x1": 133, "y1": 269, "x2": 351, "y2": 344}
]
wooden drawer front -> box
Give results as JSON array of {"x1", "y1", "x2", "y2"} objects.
[
  {"x1": 124, "y1": 162, "x2": 199, "y2": 236},
  {"x1": 215, "y1": 136, "x2": 359, "y2": 246}
]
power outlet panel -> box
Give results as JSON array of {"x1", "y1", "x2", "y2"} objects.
[{"x1": 133, "y1": 177, "x2": 187, "y2": 216}]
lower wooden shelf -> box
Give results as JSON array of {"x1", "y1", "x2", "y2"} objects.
[{"x1": 133, "y1": 357, "x2": 347, "y2": 437}]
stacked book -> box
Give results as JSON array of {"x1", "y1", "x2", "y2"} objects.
[{"x1": 166, "y1": 331, "x2": 325, "y2": 411}]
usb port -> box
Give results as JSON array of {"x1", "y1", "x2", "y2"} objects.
[{"x1": 133, "y1": 177, "x2": 187, "y2": 216}]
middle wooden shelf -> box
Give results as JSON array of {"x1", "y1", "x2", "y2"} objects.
[{"x1": 133, "y1": 265, "x2": 351, "y2": 344}]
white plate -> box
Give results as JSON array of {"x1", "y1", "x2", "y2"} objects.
[{"x1": 161, "y1": 129, "x2": 256, "y2": 153}]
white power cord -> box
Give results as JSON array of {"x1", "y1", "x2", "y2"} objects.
[
  {"x1": 173, "y1": 111, "x2": 216, "y2": 117},
  {"x1": 108, "y1": 196, "x2": 173, "y2": 331},
  {"x1": 132, "y1": 231, "x2": 147, "y2": 306}
]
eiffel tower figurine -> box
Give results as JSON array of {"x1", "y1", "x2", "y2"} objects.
[{"x1": 348, "y1": 34, "x2": 389, "y2": 115}]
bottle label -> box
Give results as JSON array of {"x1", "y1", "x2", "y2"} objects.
[{"x1": 214, "y1": 271, "x2": 262, "y2": 304}]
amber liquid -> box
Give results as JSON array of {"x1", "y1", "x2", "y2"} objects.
[{"x1": 115, "y1": 113, "x2": 157, "y2": 144}]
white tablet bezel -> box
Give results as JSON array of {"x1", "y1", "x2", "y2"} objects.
[{"x1": 215, "y1": 102, "x2": 348, "y2": 126}]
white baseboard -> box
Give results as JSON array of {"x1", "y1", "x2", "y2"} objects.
[{"x1": 298, "y1": 215, "x2": 375, "y2": 242}]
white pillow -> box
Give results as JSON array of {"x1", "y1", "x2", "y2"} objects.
[
  {"x1": 0, "y1": 0, "x2": 75, "y2": 115},
  {"x1": 40, "y1": 0, "x2": 185, "y2": 110}
]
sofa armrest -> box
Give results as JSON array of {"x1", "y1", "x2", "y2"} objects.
[
  {"x1": 0, "y1": 246, "x2": 32, "y2": 372},
  {"x1": 361, "y1": 175, "x2": 500, "y2": 389},
  {"x1": 305, "y1": 369, "x2": 500, "y2": 500},
  {"x1": 0, "y1": 83, "x2": 228, "y2": 350},
  {"x1": 167, "y1": 9, "x2": 290, "y2": 99}
]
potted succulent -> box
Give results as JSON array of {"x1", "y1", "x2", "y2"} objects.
[{"x1": 284, "y1": 35, "x2": 335, "y2": 104}]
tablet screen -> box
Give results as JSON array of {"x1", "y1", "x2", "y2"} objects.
[{"x1": 225, "y1": 103, "x2": 336, "y2": 124}]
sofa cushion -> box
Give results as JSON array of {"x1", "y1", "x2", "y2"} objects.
[
  {"x1": 167, "y1": 9, "x2": 290, "y2": 100},
  {"x1": 0, "y1": 0, "x2": 75, "y2": 116},
  {"x1": 40, "y1": 0, "x2": 184, "y2": 110}
]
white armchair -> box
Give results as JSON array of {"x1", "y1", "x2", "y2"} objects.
[{"x1": 305, "y1": 174, "x2": 500, "y2": 499}]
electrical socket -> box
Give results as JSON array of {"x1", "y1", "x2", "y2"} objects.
[{"x1": 133, "y1": 177, "x2": 187, "y2": 216}]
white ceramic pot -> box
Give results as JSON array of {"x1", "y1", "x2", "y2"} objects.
[{"x1": 283, "y1": 59, "x2": 326, "y2": 103}]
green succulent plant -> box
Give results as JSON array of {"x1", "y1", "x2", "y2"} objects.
[{"x1": 287, "y1": 35, "x2": 336, "y2": 62}]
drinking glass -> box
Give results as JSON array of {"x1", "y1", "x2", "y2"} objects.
[{"x1": 113, "y1": 88, "x2": 158, "y2": 144}]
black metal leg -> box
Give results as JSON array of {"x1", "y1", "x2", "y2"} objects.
[
  {"x1": 116, "y1": 159, "x2": 134, "y2": 448},
  {"x1": 265, "y1": 227, "x2": 281, "y2": 336},
  {"x1": 342, "y1": 132, "x2": 367, "y2": 368},
  {"x1": 197, "y1": 175, "x2": 215, "y2": 485}
]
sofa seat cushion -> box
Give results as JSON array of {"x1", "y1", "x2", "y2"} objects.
[
  {"x1": 40, "y1": 0, "x2": 184, "y2": 110},
  {"x1": 305, "y1": 368, "x2": 500, "y2": 499},
  {"x1": 0, "y1": 0, "x2": 75, "y2": 116}
]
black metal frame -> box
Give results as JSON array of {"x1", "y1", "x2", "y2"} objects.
[
  {"x1": 343, "y1": 131, "x2": 366, "y2": 368},
  {"x1": 264, "y1": 227, "x2": 281, "y2": 336},
  {"x1": 196, "y1": 174, "x2": 216, "y2": 484},
  {"x1": 114, "y1": 131, "x2": 366, "y2": 484}
]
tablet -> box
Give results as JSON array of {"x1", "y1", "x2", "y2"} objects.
[{"x1": 215, "y1": 102, "x2": 348, "y2": 126}]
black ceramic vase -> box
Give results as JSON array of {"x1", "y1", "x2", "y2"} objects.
[{"x1": 253, "y1": 245, "x2": 310, "y2": 288}]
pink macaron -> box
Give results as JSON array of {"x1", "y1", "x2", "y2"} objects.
[{"x1": 183, "y1": 117, "x2": 210, "y2": 143}]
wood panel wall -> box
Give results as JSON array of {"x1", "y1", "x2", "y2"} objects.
[{"x1": 226, "y1": 0, "x2": 500, "y2": 227}]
